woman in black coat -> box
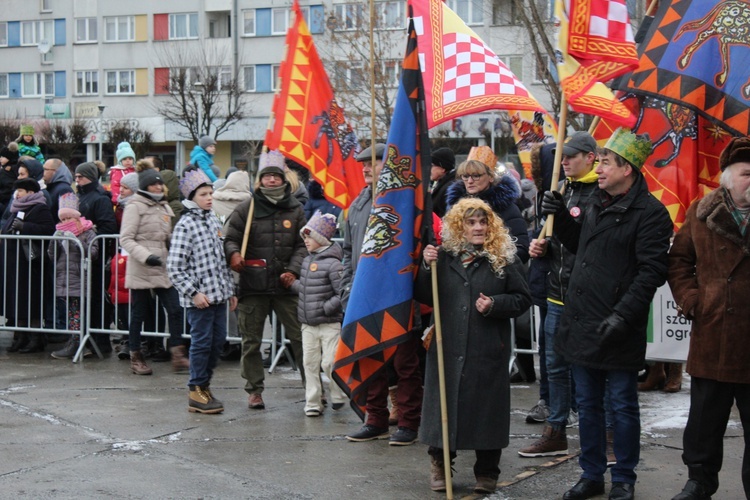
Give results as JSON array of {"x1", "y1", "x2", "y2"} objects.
[
  {"x1": 416, "y1": 197, "x2": 531, "y2": 495},
  {"x1": 1, "y1": 178, "x2": 55, "y2": 352}
]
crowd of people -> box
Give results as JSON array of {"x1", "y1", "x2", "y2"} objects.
[{"x1": 1, "y1": 122, "x2": 749, "y2": 500}]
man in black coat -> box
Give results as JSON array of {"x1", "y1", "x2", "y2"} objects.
[
  {"x1": 429, "y1": 147, "x2": 455, "y2": 218},
  {"x1": 543, "y1": 128, "x2": 673, "y2": 500}
]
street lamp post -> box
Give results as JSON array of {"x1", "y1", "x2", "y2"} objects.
[
  {"x1": 97, "y1": 105, "x2": 106, "y2": 161},
  {"x1": 192, "y1": 81, "x2": 204, "y2": 138}
]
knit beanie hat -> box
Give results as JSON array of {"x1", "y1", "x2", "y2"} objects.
[
  {"x1": 116, "y1": 141, "x2": 136, "y2": 163},
  {"x1": 20, "y1": 124, "x2": 35, "y2": 136},
  {"x1": 75, "y1": 162, "x2": 100, "y2": 182},
  {"x1": 120, "y1": 172, "x2": 140, "y2": 194},
  {"x1": 431, "y1": 147, "x2": 455, "y2": 171},
  {"x1": 199, "y1": 135, "x2": 216, "y2": 150},
  {"x1": 138, "y1": 168, "x2": 163, "y2": 190},
  {"x1": 14, "y1": 178, "x2": 41, "y2": 193},
  {"x1": 301, "y1": 210, "x2": 337, "y2": 246},
  {"x1": 58, "y1": 192, "x2": 81, "y2": 220},
  {"x1": 258, "y1": 150, "x2": 287, "y2": 178},
  {"x1": 0, "y1": 142, "x2": 19, "y2": 164},
  {"x1": 180, "y1": 168, "x2": 212, "y2": 200},
  {"x1": 719, "y1": 136, "x2": 750, "y2": 171}
]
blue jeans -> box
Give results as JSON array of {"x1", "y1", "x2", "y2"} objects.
[
  {"x1": 187, "y1": 304, "x2": 227, "y2": 388},
  {"x1": 537, "y1": 306, "x2": 549, "y2": 403},
  {"x1": 572, "y1": 365, "x2": 640, "y2": 484},
  {"x1": 545, "y1": 302, "x2": 573, "y2": 427}
]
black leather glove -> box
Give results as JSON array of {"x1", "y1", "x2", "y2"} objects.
[
  {"x1": 596, "y1": 312, "x2": 629, "y2": 345},
  {"x1": 11, "y1": 218, "x2": 24, "y2": 232},
  {"x1": 540, "y1": 191, "x2": 564, "y2": 216},
  {"x1": 145, "y1": 254, "x2": 163, "y2": 267}
]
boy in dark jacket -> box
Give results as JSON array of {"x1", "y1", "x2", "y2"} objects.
[{"x1": 287, "y1": 211, "x2": 346, "y2": 417}]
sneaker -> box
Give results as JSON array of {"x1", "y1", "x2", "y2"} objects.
[
  {"x1": 566, "y1": 409, "x2": 579, "y2": 428},
  {"x1": 518, "y1": 425, "x2": 569, "y2": 457},
  {"x1": 305, "y1": 408, "x2": 321, "y2": 417},
  {"x1": 346, "y1": 424, "x2": 389, "y2": 442},
  {"x1": 389, "y1": 426, "x2": 418, "y2": 446},
  {"x1": 526, "y1": 399, "x2": 550, "y2": 423}
]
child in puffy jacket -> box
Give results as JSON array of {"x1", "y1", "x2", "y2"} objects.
[
  {"x1": 48, "y1": 193, "x2": 99, "y2": 359},
  {"x1": 287, "y1": 210, "x2": 347, "y2": 417}
]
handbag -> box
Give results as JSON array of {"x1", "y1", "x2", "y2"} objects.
[{"x1": 21, "y1": 240, "x2": 41, "y2": 261}]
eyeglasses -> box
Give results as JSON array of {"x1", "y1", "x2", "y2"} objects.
[{"x1": 460, "y1": 173, "x2": 486, "y2": 181}]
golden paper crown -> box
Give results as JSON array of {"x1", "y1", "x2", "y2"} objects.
[
  {"x1": 466, "y1": 146, "x2": 498, "y2": 169},
  {"x1": 604, "y1": 128, "x2": 652, "y2": 170}
]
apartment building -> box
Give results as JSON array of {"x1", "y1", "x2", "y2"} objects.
[{"x1": 0, "y1": 0, "x2": 558, "y2": 171}]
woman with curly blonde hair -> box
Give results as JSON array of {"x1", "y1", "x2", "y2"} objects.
[{"x1": 415, "y1": 197, "x2": 531, "y2": 495}]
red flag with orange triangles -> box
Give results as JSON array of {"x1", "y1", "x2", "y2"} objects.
[{"x1": 264, "y1": 0, "x2": 364, "y2": 209}]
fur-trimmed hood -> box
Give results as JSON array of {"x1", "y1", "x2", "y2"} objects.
[
  {"x1": 697, "y1": 187, "x2": 750, "y2": 256},
  {"x1": 445, "y1": 173, "x2": 520, "y2": 215}
]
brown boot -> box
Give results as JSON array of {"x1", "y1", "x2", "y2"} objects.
[
  {"x1": 130, "y1": 350, "x2": 153, "y2": 375},
  {"x1": 638, "y1": 362, "x2": 665, "y2": 391},
  {"x1": 518, "y1": 425, "x2": 568, "y2": 457},
  {"x1": 189, "y1": 385, "x2": 224, "y2": 414},
  {"x1": 170, "y1": 345, "x2": 190, "y2": 372},
  {"x1": 388, "y1": 386, "x2": 399, "y2": 426},
  {"x1": 663, "y1": 363, "x2": 683, "y2": 393},
  {"x1": 429, "y1": 455, "x2": 447, "y2": 492}
]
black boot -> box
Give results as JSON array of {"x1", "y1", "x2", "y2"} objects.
[
  {"x1": 7, "y1": 332, "x2": 30, "y2": 353},
  {"x1": 19, "y1": 333, "x2": 45, "y2": 353}
]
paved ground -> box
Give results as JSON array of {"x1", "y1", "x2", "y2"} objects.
[{"x1": 0, "y1": 334, "x2": 745, "y2": 499}]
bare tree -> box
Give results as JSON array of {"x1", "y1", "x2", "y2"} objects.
[
  {"x1": 318, "y1": 5, "x2": 404, "y2": 139},
  {"x1": 40, "y1": 119, "x2": 89, "y2": 163},
  {"x1": 152, "y1": 42, "x2": 249, "y2": 142},
  {"x1": 107, "y1": 121, "x2": 154, "y2": 160}
]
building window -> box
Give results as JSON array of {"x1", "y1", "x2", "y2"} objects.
[
  {"x1": 21, "y1": 20, "x2": 54, "y2": 46},
  {"x1": 209, "y1": 66, "x2": 232, "y2": 91},
  {"x1": 272, "y1": 8, "x2": 288, "y2": 34},
  {"x1": 169, "y1": 13, "x2": 198, "y2": 39},
  {"x1": 334, "y1": 3, "x2": 364, "y2": 31},
  {"x1": 499, "y1": 55, "x2": 523, "y2": 82},
  {"x1": 106, "y1": 70, "x2": 135, "y2": 94},
  {"x1": 335, "y1": 61, "x2": 364, "y2": 90},
  {"x1": 0, "y1": 22, "x2": 7, "y2": 47},
  {"x1": 382, "y1": 60, "x2": 401, "y2": 88},
  {"x1": 378, "y1": 1, "x2": 405, "y2": 29},
  {"x1": 76, "y1": 17, "x2": 97, "y2": 43},
  {"x1": 447, "y1": 0, "x2": 483, "y2": 25},
  {"x1": 243, "y1": 66, "x2": 256, "y2": 92},
  {"x1": 534, "y1": 54, "x2": 551, "y2": 84},
  {"x1": 105, "y1": 16, "x2": 135, "y2": 42},
  {"x1": 41, "y1": 0, "x2": 51, "y2": 12},
  {"x1": 168, "y1": 67, "x2": 200, "y2": 92},
  {"x1": 272, "y1": 64, "x2": 281, "y2": 91},
  {"x1": 22, "y1": 72, "x2": 54, "y2": 97},
  {"x1": 242, "y1": 10, "x2": 255, "y2": 36},
  {"x1": 0, "y1": 74, "x2": 8, "y2": 98},
  {"x1": 76, "y1": 71, "x2": 98, "y2": 95}
]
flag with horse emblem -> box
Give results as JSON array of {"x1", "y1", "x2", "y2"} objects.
[
  {"x1": 332, "y1": 19, "x2": 431, "y2": 419},
  {"x1": 618, "y1": 0, "x2": 750, "y2": 136},
  {"x1": 264, "y1": 0, "x2": 364, "y2": 209}
]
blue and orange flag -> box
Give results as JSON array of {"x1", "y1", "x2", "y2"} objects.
[
  {"x1": 593, "y1": 93, "x2": 735, "y2": 230},
  {"x1": 617, "y1": 0, "x2": 750, "y2": 137},
  {"x1": 264, "y1": 0, "x2": 364, "y2": 209},
  {"x1": 332, "y1": 19, "x2": 431, "y2": 419}
]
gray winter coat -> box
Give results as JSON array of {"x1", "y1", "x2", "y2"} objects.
[
  {"x1": 415, "y1": 253, "x2": 531, "y2": 451},
  {"x1": 340, "y1": 186, "x2": 371, "y2": 309},
  {"x1": 290, "y1": 242, "x2": 344, "y2": 326},
  {"x1": 48, "y1": 228, "x2": 99, "y2": 297}
]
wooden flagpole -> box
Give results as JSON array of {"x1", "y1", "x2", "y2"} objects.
[
  {"x1": 539, "y1": 95, "x2": 568, "y2": 239},
  {"x1": 430, "y1": 261, "x2": 454, "y2": 499}
]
